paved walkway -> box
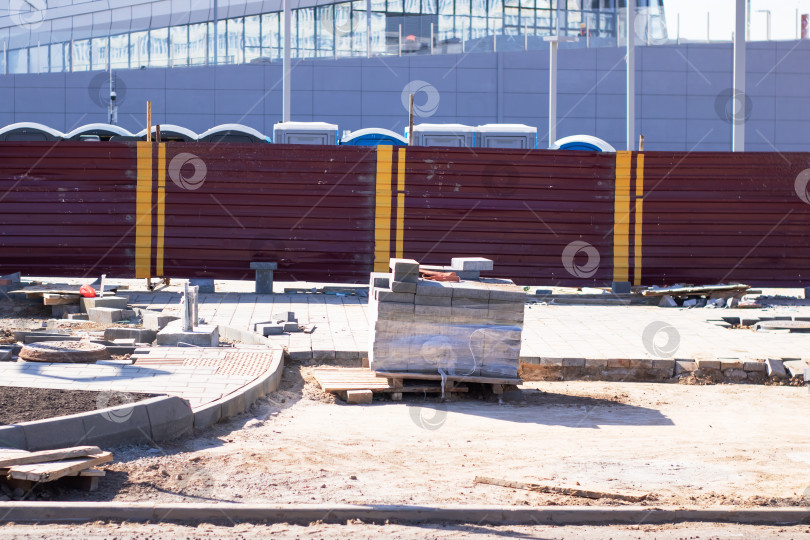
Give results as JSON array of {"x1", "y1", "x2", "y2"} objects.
[
  {"x1": 124, "y1": 290, "x2": 810, "y2": 363},
  {"x1": 0, "y1": 347, "x2": 277, "y2": 409}
]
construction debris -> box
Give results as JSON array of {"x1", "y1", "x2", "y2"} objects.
[
  {"x1": 0, "y1": 446, "x2": 112, "y2": 493},
  {"x1": 474, "y1": 476, "x2": 649, "y2": 502},
  {"x1": 643, "y1": 283, "x2": 750, "y2": 297}
]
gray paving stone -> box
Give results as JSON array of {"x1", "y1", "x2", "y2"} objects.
[
  {"x1": 104, "y1": 327, "x2": 157, "y2": 343},
  {"x1": 81, "y1": 402, "x2": 154, "y2": 448},
  {"x1": 81, "y1": 296, "x2": 129, "y2": 312},
  {"x1": 376, "y1": 290, "x2": 415, "y2": 303},
  {"x1": 675, "y1": 360, "x2": 697, "y2": 374},
  {"x1": 415, "y1": 280, "x2": 453, "y2": 297},
  {"x1": 743, "y1": 361, "x2": 767, "y2": 372},
  {"x1": 21, "y1": 414, "x2": 87, "y2": 451},
  {"x1": 783, "y1": 360, "x2": 808, "y2": 379},
  {"x1": 142, "y1": 312, "x2": 181, "y2": 331},
  {"x1": 193, "y1": 401, "x2": 222, "y2": 430},
  {"x1": 144, "y1": 396, "x2": 194, "y2": 442},
  {"x1": 415, "y1": 295, "x2": 452, "y2": 307},
  {"x1": 87, "y1": 307, "x2": 125, "y2": 324},
  {"x1": 450, "y1": 257, "x2": 493, "y2": 271},
  {"x1": 391, "y1": 281, "x2": 417, "y2": 293},
  {"x1": 156, "y1": 321, "x2": 219, "y2": 347},
  {"x1": 0, "y1": 425, "x2": 26, "y2": 450},
  {"x1": 765, "y1": 358, "x2": 787, "y2": 379},
  {"x1": 389, "y1": 258, "x2": 419, "y2": 283}
]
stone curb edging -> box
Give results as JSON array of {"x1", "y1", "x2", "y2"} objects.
[
  {"x1": 0, "y1": 396, "x2": 192, "y2": 452},
  {"x1": 0, "y1": 503, "x2": 808, "y2": 525},
  {"x1": 0, "y1": 325, "x2": 285, "y2": 451}
]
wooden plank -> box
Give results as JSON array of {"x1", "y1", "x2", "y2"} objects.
[
  {"x1": 375, "y1": 371, "x2": 522, "y2": 385},
  {"x1": 7, "y1": 452, "x2": 112, "y2": 482},
  {"x1": 0, "y1": 446, "x2": 102, "y2": 468},
  {"x1": 474, "y1": 476, "x2": 649, "y2": 502},
  {"x1": 642, "y1": 284, "x2": 749, "y2": 297},
  {"x1": 43, "y1": 293, "x2": 80, "y2": 306}
]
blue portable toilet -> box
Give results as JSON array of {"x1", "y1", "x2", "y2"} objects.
[
  {"x1": 550, "y1": 135, "x2": 616, "y2": 152},
  {"x1": 341, "y1": 128, "x2": 408, "y2": 146}
]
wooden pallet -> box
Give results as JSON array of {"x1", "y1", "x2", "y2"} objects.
[
  {"x1": 0, "y1": 446, "x2": 111, "y2": 493},
  {"x1": 312, "y1": 367, "x2": 473, "y2": 402}
]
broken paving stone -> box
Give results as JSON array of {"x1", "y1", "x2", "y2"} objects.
[
  {"x1": 658, "y1": 295, "x2": 677, "y2": 307},
  {"x1": 765, "y1": 358, "x2": 787, "y2": 379},
  {"x1": 782, "y1": 360, "x2": 808, "y2": 379},
  {"x1": 282, "y1": 322, "x2": 300, "y2": 332}
]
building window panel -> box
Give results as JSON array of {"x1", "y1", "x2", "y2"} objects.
[
  {"x1": 72, "y1": 39, "x2": 90, "y2": 71},
  {"x1": 91, "y1": 37, "x2": 108, "y2": 71},
  {"x1": 335, "y1": 3, "x2": 352, "y2": 55},
  {"x1": 471, "y1": 15, "x2": 487, "y2": 37},
  {"x1": 351, "y1": 8, "x2": 366, "y2": 54},
  {"x1": 216, "y1": 20, "x2": 227, "y2": 63},
  {"x1": 422, "y1": 0, "x2": 437, "y2": 14},
  {"x1": 29, "y1": 43, "x2": 48, "y2": 73},
  {"x1": 404, "y1": 0, "x2": 420, "y2": 15},
  {"x1": 317, "y1": 6, "x2": 335, "y2": 57},
  {"x1": 439, "y1": 0, "x2": 454, "y2": 16},
  {"x1": 261, "y1": 13, "x2": 280, "y2": 59},
  {"x1": 297, "y1": 9, "x2": 315, "y2": 58},
  {"x1": 50, "y1": 43, "x2": 63, "y2": 72},
  {"x1": 227, "y1": 18, "x2": 244, "y2": 64},
  {"x1": 189, "y1": 23, "x2": 207, "y2": 64},
  {"x1": 110, "y1": 34, "x2": 129, "y2": 69},
  {"x1": 370, "y1": 11, "x2": 386, "y2": 53},
  {"x1": 171, "y1": 26, "x2": 189, "y2": 66},
  {"x1": 9, "y1": 48, "x2": 27, "y2": 74},
  {"x1": 388, "y1": 0, "x2": 404, "y2": 12},
  {"x1": 130, "y1": 31, "x2": 148, "y2": 68},
  {"x1": 245, "y1": 15, "x2": 261, "y2": 61},
  {"x1": 150, "y1": 28, "x2": 169, "y2": 67}
]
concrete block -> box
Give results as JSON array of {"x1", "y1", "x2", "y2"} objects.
[
  {"x1": 87, "y1": 307, "x2": 125, "y2": 324},
  {"x1": 81, "y1": 403, "x2": 153, "y2": 448},
  {"x1": 675, "y1": 360, "x2": 697, "y2": 374},
  {"x1": 0, "y1": 347, "x2": 12, "y2": 362},
  {"x1": 103, "y1": 327, "x2": 157, "y2": 343},
  {"x1": 21, "y1": 414, "x2": 86, "y2": 451},
  {"x1": 416, "y1": 280, "x2": 453, "y2": 297},
  {"x1": 219, "y1": 392, "x2": 247, "y2": 420},
  {"x1": 450, "y1": 307, "x2": 488, "y2": 320},
  {"x1": 376, "y1": 290, "x2": 415, "y2": 303},
  {"x1": 376, "y1": 301, "x2": 415, "y2": 317},
  {"x1": 251, "y1": 261, "x2": 278, "y2": 294},
  {"x1": 111, "y1": 338, "x2": 137, "y2": 346},
  {"x1": 415, "y1": 295, "x2": 452, "y2": 306},
  {"x1": 414, "y1": 305, "x2": 452, "y2": 318},
  {"x1": 346, "y1": 389, "x2": 373, "y2": 404},
  {"x1": 696, "y1": 358, "x2": 721, "y2": 371},
  {"x1": 257, "y1": 323, "x2": 284, "y2": 336},
  {"x1": 451, "y1": 285, "x2": 490, "y2": 301},
  {"x1": 805, "y1": 286, "x2": 810, "y2": 300},
  {"x1": 651, "y1": 359, "x2": 676, "y2": 374},
  {"x1": 488, "y1": 310, "x2": 524, "y2": 324},
  {"x1": 743, "y1": 361, "x2": 767, "y2": 372},
  {"x1": 0, "y1": 425, "x2": 26, "y2": 450},
  {"x1": 81, "y1": 296, "x2": 129, "y2": 312},
  {"x1": 193, "y1": 401, "x2": 222, "y2": 430},
  {"x1": 561, "y1": 358, "x2": 586, "y2": 367},
  {"x1": 487, "y1": 289, "x2": 526, "y2": 302},
  {"x1": 783, "y1": 360, "x2": 808, "y2": 379},
  {"x1": 659, "y1": 295, "x2": 677, "y2": 307},
  {"x1": 723, "y1": 368, "x2": 748, "y2": 379},
  {"x1": 283, "y1": 322, "x2": 300, "y2": 332},
  {"x1": 120, "y1": 309, "x2": 137, "y2": 320},
  {"x1": 142, "y1": 312, "x2": 180, "y2": 331},
  {"x1": 189, "y1": 278, "x2": 215, "y2": 293},
  {"x1": 144, "y1": 396, "x2": 194, "y2": 442},
  {"x1": 488, "y1": 300, "x2": 525, "y2": 313},
  {"x1": 720, "y1": 359, "x2": 744, "y2": 370},
  {"x1": 391, "y1": 281, "x2": 417, "y2": 293},
  {"x1": 370, "y1": 272, "x2": 391, "y2": 289},
  {"x1": 611, "y1": 281, "x2": 631, "y2": 294},
  {"x1": 67, "y1": 313, "x2": 89, "y2": 321},
  {"x1": 52, "y1": 305, "x2": 80, "y2": 318},
  {"x1": 389, "y1": 258, "x2": 420, "y2": 283},
  {"x1": 450, "y1": 257, "x2": 493, "y2": 271},
  {"x1": 451, "y1": 297, "x2": 489, "y2": 309},
  {"x1": 156, "y1": 321, "x2": 219, "y2": 347},
  {"x1": 765, "y1": 358, "x2": 787, "y2": 379}
]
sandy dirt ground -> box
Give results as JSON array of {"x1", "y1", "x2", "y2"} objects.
[
  {"x1": 1, "y1": 521, "x2": 810, "y2": 539},
  {"x1": 16, "y1": 359, "x2": 807, "y2": 510}
]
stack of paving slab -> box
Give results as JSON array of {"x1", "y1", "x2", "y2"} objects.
[{"x1": 368, "y1": 257, "x2": 525, "y2": 378}]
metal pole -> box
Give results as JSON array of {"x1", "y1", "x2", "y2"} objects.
[
  {"x1": 37, "y1": 41, "x2": 40, "y2": 73},
  {"x1": 732, "y1": 0, "x2": 746, "y2": 152},
  {"x1": 366, "y1": 0, "x2": 372, "y2": 57},
  {"x1": 282, "y1": 0, "x2": 291, "y2": 122},
  {"x1": 626, "y1": 0, "x2": 635, "y2": 151},
  {"x1": 677, "y1": 13, "x2": 680, "y2": 45},
  {"x1": 524, "y1": 23, "x2": 528, "y2": 51},
  {"x1": 408, "y1": 94, "x2": 414, "y2": 145},
  {"x1": 548, "y1": 40, "x2": 558, "y2": 148},
  {"x1": 213, "y1": 0, "x2": 218, "y2": 64},
  {"x1": 462, "y1": 20, "x2": 465, "y2": 53},
  {"x1": 707, "y1": 12, "x2": 710, "y2": 42},
  {"x1": 430, "y1": 23, "x2": 434, "y2": 54},
  {"x1": 398, "y1": 24, "x2": 402, "y2": 56}
]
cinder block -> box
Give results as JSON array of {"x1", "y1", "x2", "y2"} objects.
[
  {"x1": 346, "y1": 390, "x2": 373, "y2": 404},
  {"x1": 450, "y1": 257, "x2": 493, "y2": 271},
  {"x1": 103, "y1": 327, "x2": 157, "y2": 343},
  {"x1": 765, "y1": 358, "x2": 786, "y2": 379},
  {"x1": 415, "y1": 295, "x2": 452, "y2": 307},
  {"x1": 0, "y1": 347, "x2": 12, "y2": 362},
  {"x1": 651, "y1": 359, "x2": 676, "y2": 374},
  {"x1": 391, "y1": 281, "x2": 417, "y2": 293},
  {"x1": 783, "y1": 360, "x2": 808, "y2": 378},
  {"x1": 561, "y1": 358, "x2": 586, "y2": 367},
  {"x1": 87, "y1": 307, "x2": 125, "y2": 324},
  {"x1": 81, "y1": 296, "x2": 129, "y2": 313},
  {"x1": 257, "y1": 323, "x2": 284, "y2": 336},
  {"x1": 376, "y1": 290, "x2": 415, "y2": 303},
  {"x1": 67, "y1": 313, "x2": 89, "y2": 320},
  {"x1": 52, "y1": 305, "x2": 80, "y2": 318},
  {"x1": 189, "y1": 278, "x2": 215, "y2": 293},
  {"x1": 389, "y1": 258, "x2": 420, "y2": 283},
  {"x1": 416, "y1": 280, "x2": 453, "y2": 297},
  {"x1": 144, "y1": 396, "x2": 194, "y2": 442},
  {"x1": 283, "y1": 322, "x2": 300, "y2": 332},
  {"x1": 142, "y1": 311, "x2": 180, "y2": 331}
]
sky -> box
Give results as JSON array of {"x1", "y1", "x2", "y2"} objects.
[{"x1": 662, "y1": 0, "x2": 810, "y2": 41}]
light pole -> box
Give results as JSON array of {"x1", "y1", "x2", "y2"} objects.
[
  {"x1": 757, "y1": 9, "x2": 771, "y2": 40},
  {"x1": 732, "y1": 0, "x2": 746, "y2": 152},
  {"x1": 626, "y1": 0, "x2": 635, "y2": 151}
]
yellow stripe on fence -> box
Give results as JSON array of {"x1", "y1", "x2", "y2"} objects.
[
  {"x1": 373, "y1": 145, "x2": 393, "y2": 272},
  {"x1": 395, "y1": 148, "x2": 406, "y2": 259},
  {"x1": 135, "y1": 142, "x2": 153, "y2": 279},
  {"x1": 613, "y1": 151, "x2": 632, "y2": 283},
  {"x1": 156, "y1": 143, "x2": 166, "y2": 276}
]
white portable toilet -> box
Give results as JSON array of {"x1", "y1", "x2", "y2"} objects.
[
  {"x1": 273, "y1": 121, "x2": 339, "y2": 145},
  {"x1": 405, "y1": 123, "x2": 475, "y2": 147},
  {"x1": 475, "y1": 124, "x2": 537, "y2": 149}
]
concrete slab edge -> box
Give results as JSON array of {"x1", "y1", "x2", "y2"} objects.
[
  {"x1": 0, "y1": 504, "x2": 809, "y2": 525},
  {"x1": 2, "y1": 395, "x2": 192, "y2": 451}
]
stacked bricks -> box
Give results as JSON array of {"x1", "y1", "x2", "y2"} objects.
[{"x1": 368, "y1": 258, "x2": 525, "y2": 378}]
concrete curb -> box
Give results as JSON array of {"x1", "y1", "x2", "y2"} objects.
[
  {"x1": 0, "y1": 503, "x2": 808, "y2": 525},
  {"x1": 0, "y1": 396, "x2": 191, "y2": 451}
]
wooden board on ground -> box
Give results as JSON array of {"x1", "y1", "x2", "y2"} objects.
[
  {"x1": 312, "y1": 367, "x2": 469, "y2": 395},
  {"x1": 6, "y1": 452, "x2": 113, "y2": 482},
  {"x1": 10, "y1": 285, "x2": 118, "y2": 298},
  {"x1": 474, "y1": 476, "x2": 649, "y2": 503},
  {"x1": 374, "y1": 370, "x2": 522, "y2": 386},
  {"x1": 642, "y1": 284, "x2": 749, "y2": 297},
  {"x1": 0, "y1": 446, "x2": 102, "y2": 468},
  {"x1": 42, "y1": 293, "x2": 80, "y2": 305}
]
